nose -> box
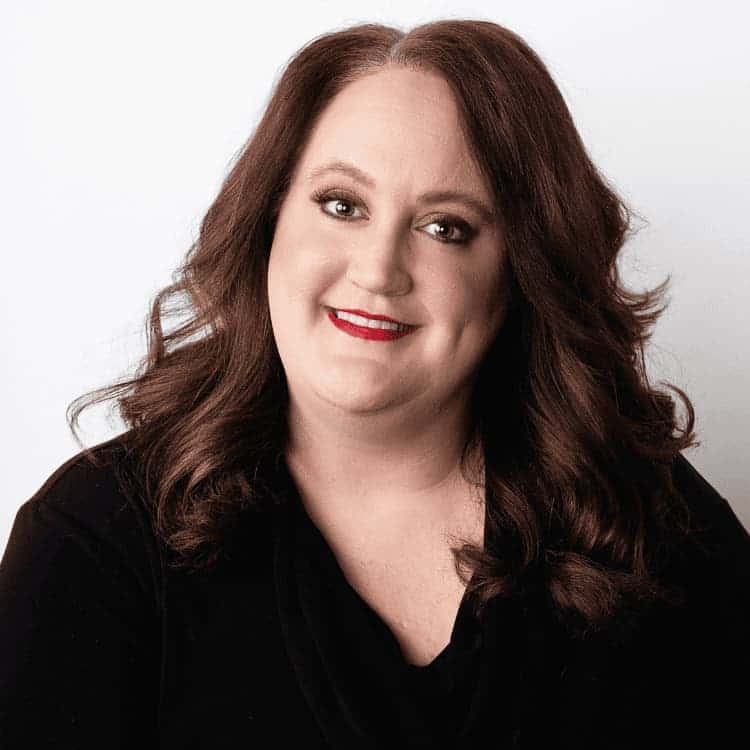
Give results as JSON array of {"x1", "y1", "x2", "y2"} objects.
[{"x1": 346, "y1": 222, "x2": 413, "y2": 297}]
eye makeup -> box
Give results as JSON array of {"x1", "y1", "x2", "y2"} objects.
[{"x1": 310, "y1": 186, "x2": 478, "y2": 246}]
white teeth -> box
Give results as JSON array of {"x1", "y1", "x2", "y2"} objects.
[{"x1": 333, "y1": 310, "x2": 408, "y2": 331}]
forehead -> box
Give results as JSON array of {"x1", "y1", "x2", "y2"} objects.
[{"x1": 295, "y1": 66, "x2": 489, "y2": 196}]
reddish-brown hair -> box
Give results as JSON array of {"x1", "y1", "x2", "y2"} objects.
[{"x1": 69, "y1": 19, "x2": 698, "y2": 636}]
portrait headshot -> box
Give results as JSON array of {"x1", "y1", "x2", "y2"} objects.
[{"x1": 1, "y1": 2, "x2": 748, "y2": 748}]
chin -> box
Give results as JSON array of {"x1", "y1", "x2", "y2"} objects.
[{"x1": 315, "y1": 377, "x2": 406, "y2": 415}]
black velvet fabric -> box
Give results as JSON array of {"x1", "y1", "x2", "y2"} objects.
[
  {"x1": 1, "y1": 434, "x2": 749, "y2": 748},
  {"x1": 273, "y1": 456, "x2": 498, "y2": 747}
]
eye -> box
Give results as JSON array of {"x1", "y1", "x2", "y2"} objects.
[
  {"x1": 421, "y1": 216, "x2": 476, "y2": 245},
  {"x1": 312, "y1": 189, "x2": 366, "y2": 220}
]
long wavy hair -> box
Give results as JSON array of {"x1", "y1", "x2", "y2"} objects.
[{"x1": 68, "y1": 19, "x2": 699, "y2": 637}]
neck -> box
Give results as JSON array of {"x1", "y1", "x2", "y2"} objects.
[{"x1": 283, "y1": 388, "x2": 483, "y2": 522}]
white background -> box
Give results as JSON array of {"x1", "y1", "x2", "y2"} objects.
[{"x1": 2, "y1": 0, "x2": 748, "y2": 552}]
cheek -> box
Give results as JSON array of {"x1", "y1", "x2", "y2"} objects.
[
  {"x1": 448, "y1": 262, "x2": 505, "y2": 319},
  {"x1": 267, "y1": 241, "x2": 291, "y2": 319},
  {"x1": 455, "y1": 268, "x2": 509, "y2": 350},
  {"x1": 269, "y1": 231, "x2": 343, "y2": 314},
  {"x1": 480, "y1": 280, "x2": 509, "y2": 342}
]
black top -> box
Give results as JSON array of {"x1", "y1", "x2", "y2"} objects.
[
  {"x1": 276, "y1": 457, "x2": 488, "y2": 746},
  {"x1": 1, "y1": 436, "x2": 749, "y2": 749}
]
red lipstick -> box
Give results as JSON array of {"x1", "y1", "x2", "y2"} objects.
[{"x1": 327, "y1": 308, "x2": 417, "y2": 341}]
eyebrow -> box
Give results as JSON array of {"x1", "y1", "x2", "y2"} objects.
[{"x1": 306, "y1": 160, "x2": 497, "y2": 225}]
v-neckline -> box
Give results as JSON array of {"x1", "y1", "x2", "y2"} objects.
[
  {"x1": 293, "y1": 483, "x2": 485, "y2": 669},
  {"x1": 270, "y1": 453, "x2": 527, "y2": 747},
  {"x1": 286, "y1": 453, "x2": 489, "y2": 670}
]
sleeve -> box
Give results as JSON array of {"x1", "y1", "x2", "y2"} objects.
[
  {"x1": 643, "y1": 455, "x2": 750, "y2": 747},
  {"x1": 0, "y1": 468, "x2": 161, "y2": 747}
]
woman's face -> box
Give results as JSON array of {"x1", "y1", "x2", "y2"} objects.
[{"x1": 267, "y1": 66, "x2": 509, "y2": 421}]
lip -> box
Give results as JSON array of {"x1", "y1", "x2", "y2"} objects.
[
  {"x1": 327, "y1": 309, "x2": 417, "y2": 341},
  {"x1": 328, "y1": 307, "x2": 414, "y2": 326}
]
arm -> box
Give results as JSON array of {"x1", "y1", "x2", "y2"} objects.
[
  {"x1": 627, "y1": 455, "x2": 750, "y2": 747},
  {"x1": 0, "y1": 468, "x2": 161, "y2": 748}
]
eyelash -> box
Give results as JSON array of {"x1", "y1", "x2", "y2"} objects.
[{"x1": 311, "y1": 187, "x2": 477, "y2": 246}]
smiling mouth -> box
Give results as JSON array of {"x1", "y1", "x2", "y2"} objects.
[
  {"x1": 325, "y1": 307, "x2": 418, "y2": 341},
  {"x1": 331, "y1": 310, "x2": 409, "y2": 332},
  {"x1": 326, "y1": 307, "x2": 415, "y2": 332}
]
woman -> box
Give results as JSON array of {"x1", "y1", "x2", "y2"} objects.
[{"x1": 1, "y1": 19, "x2": 748, "y2": 749}]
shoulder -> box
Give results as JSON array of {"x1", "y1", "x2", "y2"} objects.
[
  {"x1": 2, "y1": 432, "x2": 160, "y2": 613},
  {"x1": 566, "y1": 454, "x2": 749, "y2": 745},
  {"x1": 22, "y1": 432, "x2": 140, "y2": 514},
  {"x1": 657, "y1": 456, "x2": 749, "y2": 740},
  {"x1": 669, "y1": 452, "x2": 750, "y2": 572},
  {"x1": 638, "y1": 453, "x2": 749, "y2": 686},
  {"x1": 0, "y1": 434, "x2": 164, "y2": 744}
]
